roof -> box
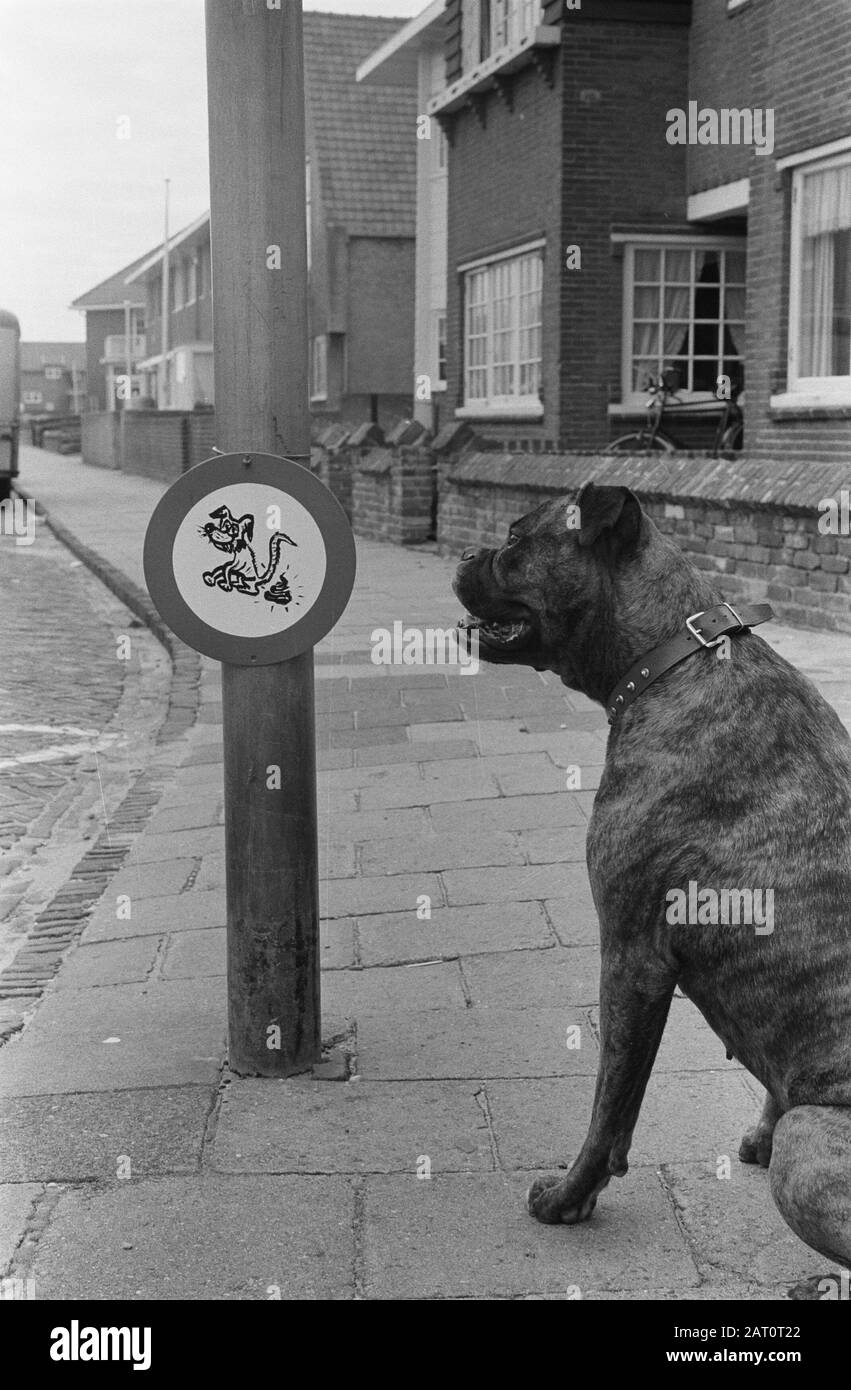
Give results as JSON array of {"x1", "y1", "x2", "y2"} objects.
[
  {"x1": 357, "y1": 0, "x2": 445, "y2": 87},
  {"x1": 0, "y1": 310, "x2": 20, "y2": 333},
  {"x1": 303, "y1": 12, "x2": 417, "y2": 239},
  {"x1": 20, "y1": 342, "x2": 86, "y2": 371},
  {"x1": 124, "y1": 211, "x2": 211, "y2": 283},
  {"x1": 70, "y1": 248, "x2": 154, "y2": 310}
]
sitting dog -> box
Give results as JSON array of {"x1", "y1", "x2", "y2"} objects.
[
  {"x1": 453, "y1": 482, "x2": 851, "y2": 1276},
  {"x1": 199, "y1": 504, "x2": 296, "y2": 598}
]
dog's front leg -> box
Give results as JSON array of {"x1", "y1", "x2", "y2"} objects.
[{"x1": 528, "y1": 956, "x2": 676, "y2": 1225}]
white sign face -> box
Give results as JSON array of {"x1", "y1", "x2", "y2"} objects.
[{"x1": 171, "y1": 483, "x2": 327, "y2": 639}]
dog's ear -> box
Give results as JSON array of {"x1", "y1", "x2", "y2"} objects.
[
  {"x1": 576, "y1": 483, "x2": 642, "y2": 552},
  {"x1": 239, "y1": 513, "x2": 254, "y2": 542},
  {"x1": 209, "y1": 506, "x2": 227, "y2": 520}
]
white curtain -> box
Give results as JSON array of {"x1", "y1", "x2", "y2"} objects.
[
  {"x1": 803, "y1": 164, "x2": 851, "y2": 237},
  {"x1": 461, "y1": 0, "x2": 479, "y2": 70},
  {"x1": 801, "y1": 233, "x2": 835, "y2": 377}
]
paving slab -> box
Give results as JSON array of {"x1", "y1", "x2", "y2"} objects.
[
  {"x1": 26, "y1": 1175, "x2": 354, "y2": 1300},
  {"x1": 443, "y1": 863, "x2": 572, "y2": 906},
  {"x1": 356, "y1": 739, "x2": 480, "y2": 767},
  {"x1": 127, "y1": 827, "x2": 225, "y2": 863},
  {"x1": 361, "y1": 1171, "x2": 700, "y2": 1299},
  {"x1": 429, "y1": 792, "x2": 588, "y2": 834},
  {"x1": 146, "y1": 802, "x2": 223, "y2": 834},
  {"x1": 82, "y1": 889, "x2": 226, "y2": 942},
  {"x1": 0, "y1": 1086, "x2": 213, "y2": 1181},
  {"x1": 0, "y1": 1183, "x2": 41, "y2": 1273},
  {"x1": 107, "y1": 858, "x2": 197, "y2": 900},
  {"x1": 322, "y1": 961, "x2": 466, "y2": 1016},
  {"x1": 323, "y1": 872, "x2": 445, "y2": 920},
  {"x1": 356, "y1": 903, "x2": 554, "y2": 966},
  {"x1": 485, "y1": 1070, "x2": 758, "y2": 1170},
  {"x1": 462, "y1": 946, "x2": 600, "y2": 1009},
  {"x1": 360, "y1": 829, "x2": 524, "y2": 876},
  {"x1": 0, "y1": 978, "x2": 226, "y2": 1096},
  {"x1": 357, "y1": 1005, "x2": 598, "y2": 1080},
  {"x1": 211, "y1": 1078, "x2": 492, "y2": 1174},
  {"x1": 663, "y1": 1161, "x2": 845, "y2": 1288},
  {"x1": 161, "y1": 927, "x2": 225, "y2": 979},
  {"x1": 53, "y1": 936, "x2": 161, "y2": 989}
]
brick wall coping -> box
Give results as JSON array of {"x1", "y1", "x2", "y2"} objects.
[
  {"x1": 356, "y1": 448, "x2": 395, "y2": 477},
  {"x1": 446, "y1": 452, "x2": 848, "y2": 515}
]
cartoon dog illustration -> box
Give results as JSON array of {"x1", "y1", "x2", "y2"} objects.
[{"x1": 199, "y1": 505, "x2": 296, "y2": 602}]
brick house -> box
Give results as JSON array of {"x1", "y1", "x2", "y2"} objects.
[
  {"x1": 19, "y1": 342, "x2": 87, "y2": 419},
  {"x1": 358, "y1": 1, "x2": 449, "y2": 434},
  {"x1": 70, "y1": 253, "x2": 151, "y2": 411},
  {"x1": 427, "y1": 0, "x2": 851, "y2": 461},
  {"x1": 125, "y1": 212, "x2": 214, "y2": 412},
  {"x1": 303, "y1": 11, "x2": 417, "y2": 431}
]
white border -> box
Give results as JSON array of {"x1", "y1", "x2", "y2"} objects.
[{"x1": 458, "y1": 237, "x2": 545, "y2": 275}]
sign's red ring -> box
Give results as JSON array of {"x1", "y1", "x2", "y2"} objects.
[{"x1": 143, "y1": 452, "x2": 357, "y2": 665}]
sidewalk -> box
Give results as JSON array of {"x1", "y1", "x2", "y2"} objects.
[{"x1": 2, "y1": 448, "x2": 849, "y2": 1299}]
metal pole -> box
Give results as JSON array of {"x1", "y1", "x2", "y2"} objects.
[
  {"x1": 161, "y1": 178, "x2": 170, "y2": 408},
  {"x1": 205, "y1": 0, "x2": 318, "y2": 1076}
]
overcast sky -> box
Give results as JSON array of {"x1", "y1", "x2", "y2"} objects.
[{"x1": 0, "y1": 0, "x2": 425, "y2": 341}]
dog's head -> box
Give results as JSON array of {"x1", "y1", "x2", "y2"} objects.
[
  {"x1": 453, "y1": 482, "x2": 708, "y2": 695},
  {"x1": 200, "y1": 505, "x2": 254, "y2": 553}
]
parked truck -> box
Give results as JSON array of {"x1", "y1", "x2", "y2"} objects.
[{"x1": 0, "y1": 309, "x2": 21, "y2": 501}]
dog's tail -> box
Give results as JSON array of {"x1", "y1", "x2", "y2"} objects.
[{"x1": 259, "y1": 531, "x2": 297, "y2": 585}]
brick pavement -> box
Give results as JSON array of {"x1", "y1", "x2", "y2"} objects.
[{"x1": 1, "y1": 449, "x2": 849, "y2": 1299}]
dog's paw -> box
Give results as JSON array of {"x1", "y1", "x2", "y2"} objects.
[
  {"x1": 526, "y1": 1174, "x2": 599, "y2": 1226},
  {"x1": 738, "y1": 1125, "x2": 773, "y2": 1168}
]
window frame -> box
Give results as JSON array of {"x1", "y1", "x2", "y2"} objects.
[
  {"x1": 786, "y1": 149, "x2": 851, "y2": 402},
  {"x1": 310, "y1": 333, "x2": 328, "y2": 403},
  {"x1": 618, "y1": 235, "x2": 747, "y2": 409},
  {"x1": 22, "y1": 389, "x2": 43, "y2": 405},
  {"x1": 457, "y1": 239, "x2": 544, "y2": 419},
  {"x1": 44, "y1": 366, "x2": 63, "y2": 380}
]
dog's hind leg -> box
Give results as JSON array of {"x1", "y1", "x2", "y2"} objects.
[{"x1": 769, "y1": 1105, "x2": 851, "y2": 1267}]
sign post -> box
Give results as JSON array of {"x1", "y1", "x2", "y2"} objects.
[{"x1": 144, "y1": 0, "x2": 356, "y2": 1077}]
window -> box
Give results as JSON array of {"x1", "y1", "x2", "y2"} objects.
[
  {"x1": 461, "y1": 0, "x2": 541, "y2": 72},
  {"x1": 462, "y1": 245, "x2": 543, "y2": 412},
  {"x1": 44, "y1": 366, "x2": 63, "y2": 380},
  {"x1": 622, "y1": 240, "x2": 746, "y2": 402},
  {"x1": 186, "y1": 255, "x2": 197, "y2": 305},
  {"x1": 788, "y1": 153, "x2": 851, "y2": 394},
  {"x1": 23, "y1": 390, "x2": 43, "y2": 405},
  {"x1": 310, "y1": 334, "x2": 327, "y2": 401},
  {"x1": 197, "y1": 247, "x2": 206, "y2": 299},
  {"x1": 437, "y1": 313, "x2": 447, "y2": 387}
]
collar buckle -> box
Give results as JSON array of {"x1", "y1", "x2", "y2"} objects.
[{"x1": 685, "y1": 602, "x2": 744, "y2": 649}]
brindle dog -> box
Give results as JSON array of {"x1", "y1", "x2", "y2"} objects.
[{"x1": 454, "y1": 482, "x2": 851, "y2": 1280}]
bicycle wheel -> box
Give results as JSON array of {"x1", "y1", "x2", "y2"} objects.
[
  {"x1": 605, "y1": 431, "x2": 676, "y2": 454},
  {"x1": 718, "y1": 421, "x2": 743, "y2": 458}
]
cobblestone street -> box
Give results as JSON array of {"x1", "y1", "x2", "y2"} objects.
[{"x1": 0, "y1": 478, "x2": 170, "y2": 982}]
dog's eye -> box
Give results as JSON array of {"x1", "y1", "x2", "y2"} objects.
[{"x1": 505, "y1": 532, "x2": 520, "y2": 549}]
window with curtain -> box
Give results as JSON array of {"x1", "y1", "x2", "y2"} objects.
[
  {"x1": 310, "y1": 335, "x2": 328, "y2": 402},
  {"x1": 794, "y1": 157, "x2": 851, "y2": 383},
  {"x1": 624, "y1": 242, "x2": 746, "y2": 401},
  {"x1": 461, "y1": 0, "x2": 541, "y2": 72},
  {"x1": 463, "y1": 246, "x2": 542, "y2": 409}
]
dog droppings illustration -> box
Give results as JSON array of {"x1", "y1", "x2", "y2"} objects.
[{"x1": 198, "y1": 504, "x2": 297, "y2": 606}]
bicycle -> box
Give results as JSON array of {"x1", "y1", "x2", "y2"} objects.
[{"x1": 606, "y1": 367, "x2": 744, "y2": 458}]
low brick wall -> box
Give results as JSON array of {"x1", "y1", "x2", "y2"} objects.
[
  {"x1": 437, "y1": 452, "x2": 851, "y2": 633},
  {"x1": 351, "y1": 445, "x2": 435, "y2": 545},
  {"x1": 81, "y1": 410, "x2": 218, "y2": 480},
  {"x1": 312, "y1": 445, "x2": 354, "y2": 520},
  {"x1": 81, "y1": 412, "x2": 121, "y2": 470}
]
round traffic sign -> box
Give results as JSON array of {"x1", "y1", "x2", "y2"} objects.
[{"x1": 143, "y1": 452, "x2": 356, "y2": 665}]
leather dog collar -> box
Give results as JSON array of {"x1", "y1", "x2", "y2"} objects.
[{"x1": 606, "y1": 601, "x2": 774, "y2": 725}]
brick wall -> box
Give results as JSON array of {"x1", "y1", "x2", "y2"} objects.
[
  {"x1": 81, "y1": 411, "x2": 121, "y2": 469},
  {"x1": 82, "y1": 409, "x2": 217, "y2": 479},
  {"x1": 436, "y1": 451, "x2": 851, "y2": 631},
  {"x1": 351, "y1": 445, "x2": 435, "y2": 545}
]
